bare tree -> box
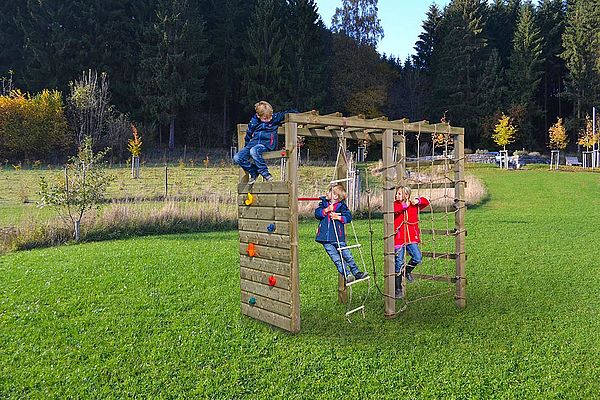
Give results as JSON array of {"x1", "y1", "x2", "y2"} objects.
[{"x1": 67, "y1": 70, "x2": 110, "y2": 147}]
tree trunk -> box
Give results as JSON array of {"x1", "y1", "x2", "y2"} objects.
[
  {"x1": 74, "y1": 220, "x2": 80, "y2": 241},
  {"x1": 169, "y1": 116, "x2": 175, "y2": 150}
]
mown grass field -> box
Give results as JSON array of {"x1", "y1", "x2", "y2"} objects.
[{"x1": 1, "y1": 166, "x2": 599, "y2": 398}]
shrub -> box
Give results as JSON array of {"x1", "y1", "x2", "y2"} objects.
[{"x1": 0, "y1": 89, "x2": 71, "y2": 161}]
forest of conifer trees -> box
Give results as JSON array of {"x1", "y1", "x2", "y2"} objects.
[{"x1": 1, "y1": 0, "x2": 599, "y2": 159}]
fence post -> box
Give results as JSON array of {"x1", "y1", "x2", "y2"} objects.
[{"x1": 164, "y1": 166, "x2": 168, "y2": 199}]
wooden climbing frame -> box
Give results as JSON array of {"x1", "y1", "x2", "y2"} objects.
[{"x1": 237, "y1": 111, "x2": 466, "y2": 332}]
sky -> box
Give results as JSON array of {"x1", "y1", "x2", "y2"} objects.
[{"x1": 314, "y1": 0, "x2": 451, "y2": 61}]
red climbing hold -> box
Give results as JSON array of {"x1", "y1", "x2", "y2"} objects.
[
  {"x1": 246, "y1": 243, "x2": 256, "y2": 257},
  {"x1": 268, "y1": 276, "x2": 277, "y2": 286}
]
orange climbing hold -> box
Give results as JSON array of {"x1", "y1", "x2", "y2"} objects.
[{"x1": 246, "y1": 243, "x2": 256, "y2": 257}]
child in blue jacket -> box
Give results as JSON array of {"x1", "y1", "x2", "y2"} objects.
[
  {"x1": 234, "y1": 101, "x2": 296, "y2": 184},
  {"x1": 315, "y1": 184, "x2": 368, "y2": 283}
]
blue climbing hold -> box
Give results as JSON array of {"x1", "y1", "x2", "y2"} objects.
[
  {"x1": 249, "y1": 297, "x2": 256, "y2": 306},
  {"x1": 267, "y1": 223, "x2": 276, "y2": 233}
]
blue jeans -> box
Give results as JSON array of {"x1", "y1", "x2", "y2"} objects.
[
  {"x1": 395, "y1": 243, "x2": 422, "y2": 274},
  {"x1": 323, "y1": 242, "x2": 360, "y2": 277},
  {"x1": 233, "y1": 144, "x2": 270, "y2": 178}
]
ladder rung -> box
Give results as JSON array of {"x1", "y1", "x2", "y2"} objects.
[
  {"x1": 337, "y1": 244, "x2": 361, "y2": 251},
  {"x1": 346, "y1": 275, "x2": 370, "y2": 287},
  {"x1": 345, "y1": 305, "x2": 365, "y2": 317}
]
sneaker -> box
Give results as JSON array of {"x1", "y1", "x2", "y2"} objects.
[
  {"x1": 345, "y1": 274, "x2": 355, "y2": 284},
  {"x1": 395, "y1": 287, "x2": 404, "y2": 299},
  {"x1": 406, "y1": 272, "x2": 414, "y2": 283},
  {"x1": 354, "y1": 271, "x2": 369, "y2": 280},
  {"x1": 247, "y1": 176, "x2": 257, "y2": 185},
  {"x1": 264, "y1": 174, "x2": 274, "y2": 182}
]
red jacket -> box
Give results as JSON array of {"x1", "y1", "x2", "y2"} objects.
[{"x1": 394, "y1": 197, "x2": 430, "y2": 246}]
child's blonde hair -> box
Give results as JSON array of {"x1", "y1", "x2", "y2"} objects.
[
  {"x1": 254, "y1": 101, "x2": 273, "y2": 118},
  {"x1": 396, "y1": 185, "x2": 412, "y2": 201},
  {"x1": 331, "y1": 184, "x2": 347, "y2": 201}
]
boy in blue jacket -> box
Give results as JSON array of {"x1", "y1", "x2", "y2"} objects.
[
  {"x1": 234, "y1": 101, "x2": 296, "y2": 184},
  {"x1": 315, "y1": 184, "x2": 369, "y2": 283}
]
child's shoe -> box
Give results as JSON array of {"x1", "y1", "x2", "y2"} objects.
[
  {"x1": 264, "y1": 174, "x2": 274, "y2": 182},
  {"x1": 406, "y1": 272, "x2": 414, "y2": 283},
  {"x1": 395, "y1": 287, "x2": 404, "y2": 299},
  {"x1": 247, "y1": 175, "x2": 258, "y2": 185},
  {"x1": 345, "y1": 274, "x2": 355, "y2": 283},
  {"x1": 354, "y1": 271, "x2": 369, "y2": 280}
]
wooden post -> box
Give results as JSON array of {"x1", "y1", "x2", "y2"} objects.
[
  {"x1": 285, "y1": 122, "x2": 301, "y2": 333},
  {"x1": 383, "y1": 129, "x2": 396, "y2": 318},
  {"x1": 454, "y1": 129, "x2": 466, "y2": 308},
  {"x1": 237, "y1": 124, "x2": 247, "y2": 183},
  {"x1": 164, "y1": 166, "x2": 168, "y2": 199},
  {"x1": 335, "y1": 132, "x2": 348, "y2": 304}
]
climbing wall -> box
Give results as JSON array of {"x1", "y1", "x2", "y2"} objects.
[{"x1": 238, "y1": 181, "x2": 300, "y2": 333}]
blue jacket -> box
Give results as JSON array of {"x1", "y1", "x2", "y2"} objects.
[
  {"x1": 244, "y1": 109, "x2": 298, "y2": 151},
  {"x1": 314, "y1": 196, "x2": 352, "y2": 244}
]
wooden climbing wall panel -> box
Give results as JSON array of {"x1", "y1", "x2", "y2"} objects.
[{"x1": 238, "y1": 181, "x2": 300, "y2": 333}]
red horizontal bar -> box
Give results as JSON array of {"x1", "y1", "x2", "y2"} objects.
[{"x1": 298, "y1": 197, "x2": 321, "y2": 201}]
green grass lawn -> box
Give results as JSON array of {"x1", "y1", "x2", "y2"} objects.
[{"x1": 1, "y1": 166, "x2": 599, "y2": 398}]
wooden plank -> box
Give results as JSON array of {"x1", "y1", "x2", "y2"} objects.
[
  {"x1": 241, "y1": 303, "x2": 293, "y2": 332},
  {"x1": 405, "y1": 158, "x2": 454, "y2": 167},
  {"x1": 422, "y1": 251, "x2": 457, "y2": 260},
  {"x1": 240, "y1": 255, "x2": 291, "y2": 276},
  {"x1": 240, "y1": 267, "x2": 291, "y2": 290},
  {"x1": 241, "y1": 291, "x2": 292, "y2": 318},
  {"x1": 411, "y1": 273, "x2": 458, "y2": 284},
  {"x1": 239, "y1": 230, "x2": 290, "y2": 250},
  {"x1": 239, "y1": 219, "x2": 290, "y2": 235},
  {"x1": 238, "y1": 181, "x2": 290, "y2": 194},
  {"x1": 237, "y1": 193, "x2": 290, "y2": 208},
  {"x1": 239, "y1": 242, "x2": 291, "y2": 263},
  {"x1": 285, "y1": 114, "x2": 464, "y2": 135},
  {"x1": 454, "y1": 129, "x2": 467, "y2": 308},
  {"x1": 263, "y1": 150, "x2": 288, "y2": 160},
  {"x1": 335, "y1": 133, "x2": 348, "y2": 305},
  {"x1": 238, "y1": 206, "x2": 289, "y2": 221},
  {"x1": 383, "y1": 129, "x2": 396, "y2": 318},
  {"x1": 285, "y1": 121, "x2": 301, "y2": 333},
  {"x1": 240, "y1": 278, "x2": 291, "y2": 304}
]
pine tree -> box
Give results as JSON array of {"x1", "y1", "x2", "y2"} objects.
[
  {"x1": 479, "y1": 49, "x2": 508, "y2": 145},
  {"x1": 485, "y1": 0, "x2": 522, "y2": 68},
  {"x1": 536, "y1": 0, "x2": 567, "y2": 132},
  {"x1": 286, "y1": 0, "x2": 327, "y2": 111},
  {"x1": 429, "y1": 0, "x2": 488, "y2": 147},
  {"x1": 412, "y1": 4, "x2": 442, "y2": 72},
  {"x1": 561, "y1": 0, "x2": 600, "y2": 125},
  {"x1": 506, "y1": 2, "x2": 544, "y2": 148},
  {"x1": 0, "y1": 3, "x2": 25, "y2": 82},
  {"x1": 239, "y1": 0, "x2": 288, "y2": 111},
  {"x1": 137, "y1": 0, "x2": 210, "y2": 149},
  {"x1": 331, "y1": 0, "x2": 384, "y2": 48}
]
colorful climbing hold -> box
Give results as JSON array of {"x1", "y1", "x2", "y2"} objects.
[
  {"x1": 246, "y1": 243, "x2": 256, "y2": 257},
  {"x1": 267, "y1": 223, "x2": 276, "y2": 233},
  {"x1": 280, "y1": 150, "x2": 286, "y2": 157},
  {"x1": 268, "y1": 276, "x2": 277, "y2": 287},
  {"x1": 244, "y1": 193, "x2": 254, "y2": 206},
  {"x1": 249, "y1": 297, "x2": 256, "y2": 305}
]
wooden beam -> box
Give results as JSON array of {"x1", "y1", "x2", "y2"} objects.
[
  {"x1": 240, "y1": 256, "x2": 291, "y2": 276},
  {"x1": 238, "y1": 182, "x2": 290, "y2": 194},
  {"x1": 454, "y1": 128, "x2": 467, "y2": 308},
  {"x1": 239, "y1": 231, "x2": 290, "y2": 250},
  {"x1": 239, "y1": 242, "x2": 291, "y2": 263},
  {"x1": 383, "y1": 129, "x2": 396, "y2": 318},
  {"x1": 241, "y1": 291, "x2": 292, "y2": 318},
  {"x1": 241, "y1": 303, "x2": 292, "y2": 332},
  {"x1": 240, "y1": 267, "x2": 291, "y2": 290},
  {"x1": 237, "y1": 193, "x2": 290, "y2": 208},
  {"x1": 421, "y1": 229, "x2": 458, "y2": 237},
  {"x1": 422, "y1": 251, "x2": 458, "y2": 260},
  {"x1": 405, "y1": 158, "x2": 454, "y2": 167},
  {"x1": 241, "y1": 279, "x2": 292, "y2": 304},
  {"x1": 238, "y1": 206, "x2": 289, "y2": 222},
  {"x1": 238, "y1": 219, "x2": 290, "y2": 235},
  {"x1": 403, "y1": 182, "x2": 466, "y2": 190}
]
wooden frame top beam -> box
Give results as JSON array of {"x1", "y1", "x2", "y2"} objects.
[{"x1": 285, "y1": 114, "x2": 463, "y2": 135}]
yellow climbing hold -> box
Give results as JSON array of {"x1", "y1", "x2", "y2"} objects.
[{"x1": 245, "y1": 193, "x2": 254, "y2": 206}]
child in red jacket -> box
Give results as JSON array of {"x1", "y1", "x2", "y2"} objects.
[{"x1": 393, "y1": 185, "x2": 430, "y2": 299}]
